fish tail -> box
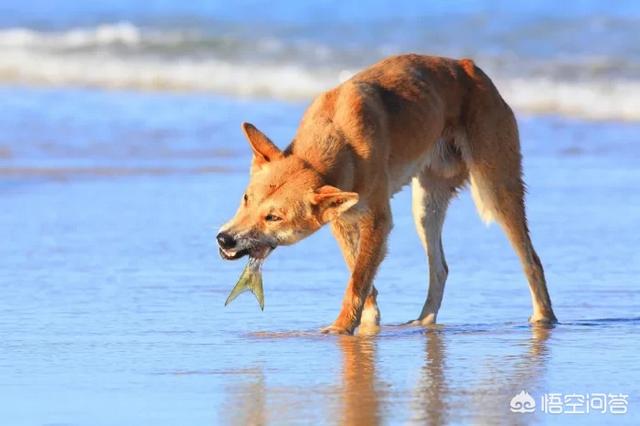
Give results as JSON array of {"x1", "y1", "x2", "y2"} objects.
[
  {"x1": 250, "y1": 274, "x2": 264, "y2": 311},
  {"x1": 224, "y1": 262, "x2": 265, "y2": 310}
]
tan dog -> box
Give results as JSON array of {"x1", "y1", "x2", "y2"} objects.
[{"x1": 217, "y1": 54, "x2": 557, "y2": 334}]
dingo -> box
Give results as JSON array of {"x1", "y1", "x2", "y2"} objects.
[{"x1": 217, "y1": 54, "x2": 557, "y2": 334}]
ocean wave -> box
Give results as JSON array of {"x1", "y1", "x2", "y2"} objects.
[
  {"x1": 1, "y1": 24, "x2": 639, "y2": 121},
  {"x1": 0, "y1": 22, "x2": 204, "y2": 49},
  {"x1": 0, "y1": 49, "x2": 336, "y2": 98},
  {"x1": 0, "y1": 22, "x2": 147, "y2": 48},
  {"x1": 499, "y1": 78, "x2": 640, "y2": 122}
]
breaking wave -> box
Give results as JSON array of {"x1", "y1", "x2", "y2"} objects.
[{"x1": 1, "y1": 23, "x2": 639, "y2": 121}]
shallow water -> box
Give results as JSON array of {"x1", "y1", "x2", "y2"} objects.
[{"x1": 1, "y1": 88, "x2": 639, "y2": 424}]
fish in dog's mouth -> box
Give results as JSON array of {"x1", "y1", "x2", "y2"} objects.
[{"x1": 219, "y1": 245, "x2": 274, "y2": 261}]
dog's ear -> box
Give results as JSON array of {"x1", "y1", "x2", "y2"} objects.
[
  {"x1": 241, "y1": 122, "x2": 283, "y2": 169},
  {"x1": 310, "y1": 185, "x2": 359, "y2": 223}
]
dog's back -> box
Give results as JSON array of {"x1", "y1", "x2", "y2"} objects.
[{"x1": 293, "y1": 55, "x2": 516, "y2": 200}]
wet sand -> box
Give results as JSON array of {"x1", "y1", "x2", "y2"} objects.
[{"x1": 1, "y1": 88, "x2": 639, "y2": 424}]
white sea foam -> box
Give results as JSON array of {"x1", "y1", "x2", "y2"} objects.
[
  {"x1": 1, "y1": 24, "x2": 639, "y2": 121},
  {"x1": 0, "y1": 49, "x2": 336, "y2": 98},
  {"x1": 0, "y1": 23, "x2": 146, "y2": 48},
  {"x1": 498, "y1": 78, "x2": 640, "y2": 122}
]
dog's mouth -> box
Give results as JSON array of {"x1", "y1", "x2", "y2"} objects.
[
  {"x1": 219, "y1": 247, "x2": 250, "y2": 260},
  {"x1": 219, "y1": 245, "x2": 274, "y2": 261}
]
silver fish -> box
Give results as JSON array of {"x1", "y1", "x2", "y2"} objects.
[{"x1": 224, "y1": 257, "x2": 265, "y2": 310}]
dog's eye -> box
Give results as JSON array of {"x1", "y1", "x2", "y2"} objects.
[
  {"x1": 243, "y1": 194, "x2": 248, "y2": 203},
  {"x1": 265, "y1": 214, "x2": 282, "y2": 222}
]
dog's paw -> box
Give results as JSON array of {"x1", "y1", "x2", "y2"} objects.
[
  {"x1": 405, "y1": 313, "x2": 437, "y2": 327},
  {"x1": 357, "y1": 323, "x2": 381, "y2": 336},
  {"x1": 528, "y1": 312, "x2": 558, "y2": 325},
  {"x1": 320, "y1": 324, "x2": 353, "y2": 335}
]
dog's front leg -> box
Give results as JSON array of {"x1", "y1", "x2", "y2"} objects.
[{"x1": 322, "y1": 206, "x2": 391, "y2": 335}]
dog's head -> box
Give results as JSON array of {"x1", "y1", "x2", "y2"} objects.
[{"x1": 217, "y1": 122, "x2": 359, "y2": 260}]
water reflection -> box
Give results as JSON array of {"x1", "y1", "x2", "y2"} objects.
[
  {"x1": 411, "y1": 325, "x2": 553, "y2": 424},
  {"x1": 228, "y1": 325, "x2": 553, "y2": 424},
  {"x1": 223, "y1": 369, "x2": 266, "y2": 425},
  {"x1": 338, "y1": 335, "x2": 381, "y2": 426},
  {"x1": 411, "y1": 329, "x2": 447, "y2": 425}
]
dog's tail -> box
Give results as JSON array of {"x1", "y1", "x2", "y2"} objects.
[{"x1": 458, "y1": 58, "x2": 524, "y2": 226}]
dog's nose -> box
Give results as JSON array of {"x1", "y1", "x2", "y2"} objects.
[{"x1": 217, "y1": 232, "x2": 236, "y2": 250}]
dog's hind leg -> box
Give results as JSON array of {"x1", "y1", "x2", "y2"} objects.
[
  {"x1": 463, "y1": 91, "x2": 557, "y2": 323},
  {"x1": 469, "y1": 163, "x2": 557, "y2": 323},
  {"x1": 360, "y1": 285, "x2": 380, "y2": 333},
  {"x1": 410, "y1": 169, "x2": 463, "y2": 325}
]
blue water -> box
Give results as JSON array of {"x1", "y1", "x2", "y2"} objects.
[
  {"x1": 1, "y1": 2, "x2": 640, "y2": 425},
  {"x1": 0, "y1": 1, "x2": 639, "y2": 118},
  {"x1": 1, "y1": 87, "x2": 639, "y2": 424}
]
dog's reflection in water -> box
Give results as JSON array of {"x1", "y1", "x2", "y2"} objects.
[
  {"x1": 411, "y1": 325, "x2": 552, "y2": 425},
  {"x1": 332, "y1": 324, "x2": 554, "y2": 425},
  {"x1": 411, "y1": 329, "x2": 447, "y2": 425},
  {"x1": 225, "y1": 325, "x2": 551, "y2": 424},
  {"x1": 338, "y1": 335, "x2": 381, "y2": 426}
]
